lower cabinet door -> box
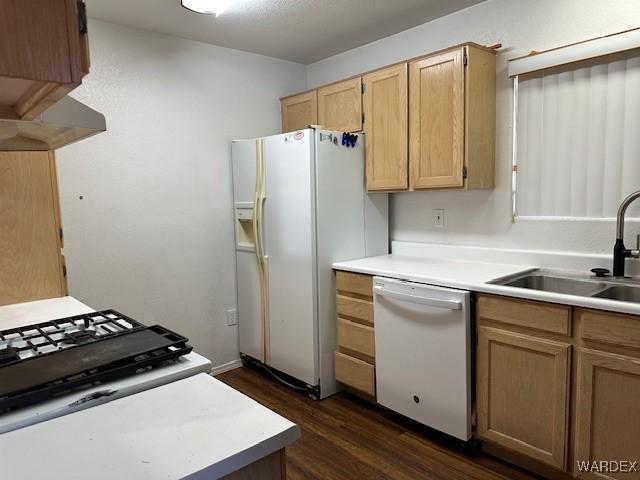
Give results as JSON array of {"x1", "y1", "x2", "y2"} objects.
[
  {"x1": 574, "y1": 348, "x2": 640, "y2": 479},
  {"x1": 477, "y1": 326, "x2": 570, "y2": 469}
]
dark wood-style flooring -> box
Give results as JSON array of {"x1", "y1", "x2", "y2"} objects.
[{"x1": 216, "y1": 367, "x2": 541, "y2": 480}]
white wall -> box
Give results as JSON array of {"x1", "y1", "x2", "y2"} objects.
[
  {"x1": 307, "y1": 0, "x2": 640, "y2": 254},
  {"x1": 56, "y1": 20, "x2": 306, "y2": 367}
]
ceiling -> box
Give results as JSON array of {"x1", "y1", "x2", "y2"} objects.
[{"x1": 87, "y1": 0, "x2": 485, "y2": 64}]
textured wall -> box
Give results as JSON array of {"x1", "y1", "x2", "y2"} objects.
[
  {"x1": 307, "y1": 0, "x2": 640, "y2": 254},
  {"x1": 56, "y1": 20, "x2": 307, "y2": 367}
]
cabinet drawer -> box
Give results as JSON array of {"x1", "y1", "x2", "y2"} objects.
[
  {"x1": 336, "y1": 271, "x2": 373, "y2": 298},
  {"x1": 337, "y1": 294, "x2": 373, "y2": 325},
  {"x1": 337, "y1": 317, "x2": 375, "y2": 362},
  {"x1": 577, "y1": 308, "x2": 640, "y2": 351},
  {"x1": 335, "y1": 351, "x2": 375, "y2": 396},
  {"x1": 477, "y1": 294, "x2": 571, "y2": 336}
]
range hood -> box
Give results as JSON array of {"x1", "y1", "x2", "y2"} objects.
[{"x1": 0, "y1": 97, "x2": 106, "y2": 151}]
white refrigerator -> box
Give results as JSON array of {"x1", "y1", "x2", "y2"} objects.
[{"x1": 231, "y1": 128, "x2": 388, "y2": 399}]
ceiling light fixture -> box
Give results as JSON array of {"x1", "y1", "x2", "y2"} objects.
[{"x1": 181, "y1": 0, "x2": 233, "y2": 16}]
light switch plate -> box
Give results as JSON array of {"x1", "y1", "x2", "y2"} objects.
[{"x1": 433, "y1": 209, "x2": 445, "y2": 228}]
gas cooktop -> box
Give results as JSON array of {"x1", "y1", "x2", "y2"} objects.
[{"x1": 0, "y1": 310, "x2": 192, "y2": 412}]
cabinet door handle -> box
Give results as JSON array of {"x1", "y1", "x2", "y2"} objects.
[{"x1": 77, "y1": 1, "x2": 88, "y2": 34}]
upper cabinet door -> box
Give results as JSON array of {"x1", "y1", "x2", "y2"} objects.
[
  {"x1": 280, "y1": 91, "x2": 318, "y2": 133},
  {"x1": 409, "y1": 48, "x2": 465, "y2": 189},
  {"x1": 0, "y1": 0, "x2": 90, "y2": 120},
  {"x1": 317, "y1": 77, "x2": 362, "y2": 132},
  {"x1": 363, "y1": 63, "x2": 408, "y2": 191}
]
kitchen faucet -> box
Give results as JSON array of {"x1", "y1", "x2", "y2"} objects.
[{"x1": 613, "y1": 190, "x2": 640, "y2": 277}]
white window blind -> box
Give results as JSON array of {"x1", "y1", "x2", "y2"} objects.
[{"x1": 514, "y1": 49, "x2": 640, "y2": 219}]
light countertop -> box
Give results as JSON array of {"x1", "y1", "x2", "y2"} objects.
[
  {"x1": 0, "y1": 296, "x2": 94, "y2": 330},
  {"x1": 333, "y1": 254, "x2": 640, "y2": 316},
  {"x1": 0, "y1": 297, "x2": 300, "y2": 479},
  {"x1": 0, "y1": 373, "x2": 300, "y2": 480}
]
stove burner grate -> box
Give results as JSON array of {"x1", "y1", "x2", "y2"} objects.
[
  {"x1": 0, "y1": 310, "x2": 144, "y2": 362},
  {"x1": 0, "y1": 310, "x2": 192, "y2": 412}
]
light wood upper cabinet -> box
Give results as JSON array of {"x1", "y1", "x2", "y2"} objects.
[
  {"x1": 477, "y1": 326, "x2": 570, "y2": 470},
  {"x1": 0, "y1": 0, "x2": 90, "y2": 120},
  {"x1": 0, "y1": 152, "x2": 67, "y2": 306},
  {"x1": 410, "y1": 49, "x2": 465, "y2": 188},
  {"x1": 574, "y1": 349, "x2": 640, "y2": 480},
  {"x1": 363, "y1": 64, "x2": 408, "y2": 191},
  {"x1": 463, "y1": 46, "x2": 497, "y2": 189},
  {"x1": 280, "y1": 91, "x2": 317, "y2": 133},
  {"x1": 280, "y1": 42, "x2": 495, "y2": 191},
  {"x1": 317, "y1": 77, "x2": 362, "y2": 132},
  {"x1": 409, "y1": 45, "x2": 495, "y2": 190}
]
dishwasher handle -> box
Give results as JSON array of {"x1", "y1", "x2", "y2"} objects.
[{"x1": 373, "y1": 285, "x2": 462, "y2": 310}]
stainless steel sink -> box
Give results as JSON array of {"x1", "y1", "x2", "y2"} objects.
[
  {"x1": 499, "y1": 274, "x2": 607, "y2": 297},
  {"x1": 490, "y1": 270, "x2": 640, "y2": 304},
  {"x1": 592, "y1": 285, "x2": 640, "y2": 303}
]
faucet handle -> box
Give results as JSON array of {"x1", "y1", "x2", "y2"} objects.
[{"x1": 632, "y1": 234, "x2": 640, "y2": 259}]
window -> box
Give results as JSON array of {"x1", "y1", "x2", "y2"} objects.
[{"x1": 510, "y1": 30, "x2": 640, "y2": 220}]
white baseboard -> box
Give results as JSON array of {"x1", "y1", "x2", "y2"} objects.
[{"x1": 210, "y1": 359, "x2": 243, "y2": 376}]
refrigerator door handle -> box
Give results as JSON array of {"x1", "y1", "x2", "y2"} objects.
[
  {"x1": 256, "y1": 198, "x2": 266, "y2": 266},
  {"x1": 253, "y1": 194, "x2": 263, "y2": 264},
  {"x1": 255, "y1": 139, "x2": 267, "y2": 266},
  {"x1": 253, "y1": 139, "x2": 270, "y2": 363},
  {"x1": 252, "y1": 142, "x2": 262, "y2": 273}
]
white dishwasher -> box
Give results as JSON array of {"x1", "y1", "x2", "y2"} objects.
[{"x1": 373, "y1": 276, "x2": 472, "y2": 441}]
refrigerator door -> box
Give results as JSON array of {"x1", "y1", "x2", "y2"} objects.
[
  {"x1": 231, "y1": 139, "x2": 264, "y2": 363},
  {"x1": 263, "y1": 130, "x2": 318, "y2": 386}
]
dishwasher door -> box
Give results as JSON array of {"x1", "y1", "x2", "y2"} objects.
[{"x1": 373, "y1": 277, "x2": 471, "y2": 440}]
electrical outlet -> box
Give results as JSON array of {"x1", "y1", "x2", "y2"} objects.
[
  {"x1": 433, "y1": 209, "x2": 445, "y2": 228},
  {"x1": 226, "y1": 308, "x2": 238, "y2": 326}
]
